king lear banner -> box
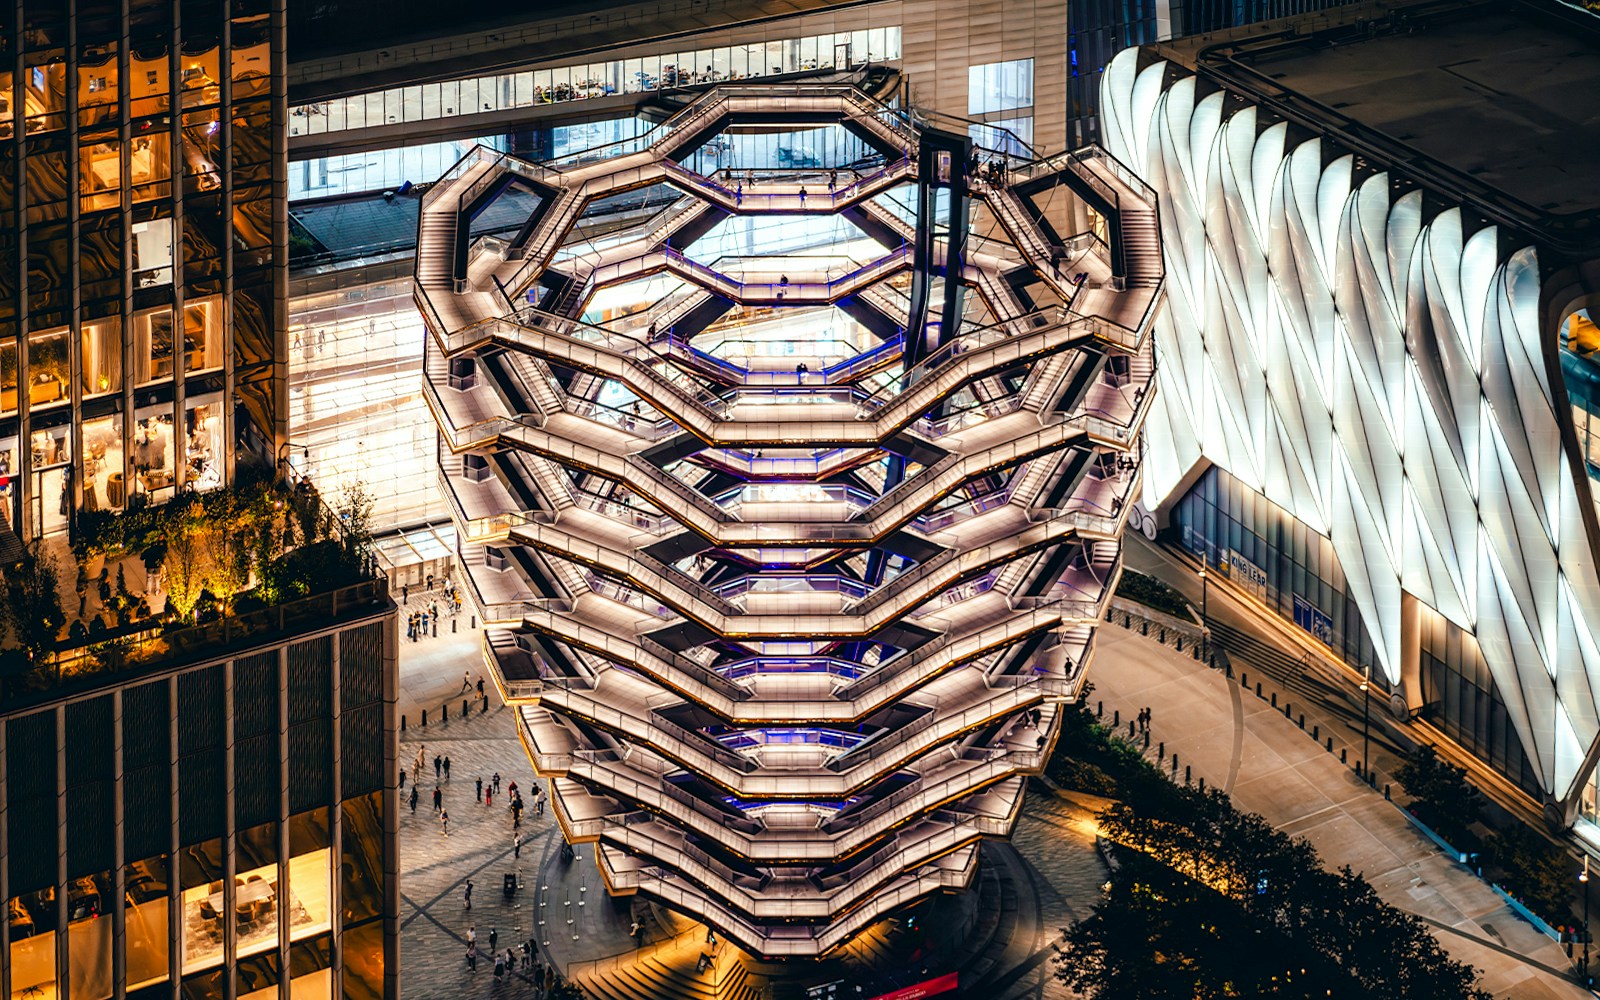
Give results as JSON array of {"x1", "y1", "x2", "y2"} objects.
[{"x1": 868, "y1": 972, "x2": 959, "y2": 1000}]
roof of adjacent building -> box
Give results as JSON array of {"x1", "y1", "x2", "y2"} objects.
[{"x1": 1153, "y1": 0, "x2": 1600, "y2": 256}]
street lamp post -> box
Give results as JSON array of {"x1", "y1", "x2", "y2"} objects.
[
  {"x1": 1582, "y1": 857, "x2": 1591, "y2": 987},
  {"x1": 1359, "y1": 665, "x2": 1372, "y2": 784},
  {"x1": 1198, "y1": 566, "x2": 1209, "y2": 667}
]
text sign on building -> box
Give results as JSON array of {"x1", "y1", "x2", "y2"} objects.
[
  {"x1": 868, "y1": 972, "x2": 959, "y2": 1000},
  {"x1": 1293, "y1": 594, "x2": 1333, "y2": 644},
  {"x1": 1226, "y1": 548, "x2": 1269, "y2": 603}
]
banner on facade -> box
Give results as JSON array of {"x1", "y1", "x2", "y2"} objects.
[
  {"x1": 1226, "y1": 548, "x2": 1269, "y2": 602},
  {"x1": 1293, "y1": 594, "x2": 1334, "y2": 644}
]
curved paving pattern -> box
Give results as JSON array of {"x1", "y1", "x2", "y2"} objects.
[{"x1": 419, "y1": 82, "x2": 1162, "y2": 957}]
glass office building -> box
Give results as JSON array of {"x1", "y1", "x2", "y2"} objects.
[{"x1": 0, "y1": 0, "x2": 287, "y2": 544}]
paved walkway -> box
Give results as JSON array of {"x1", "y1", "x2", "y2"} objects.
[{"x1": 1089, "y1": 623, "x2": 1590, "y2": 1000}]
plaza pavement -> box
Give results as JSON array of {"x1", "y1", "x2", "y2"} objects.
[{"x1": 1089, "y1": 622, "x2": 1592, "y2": 1000}]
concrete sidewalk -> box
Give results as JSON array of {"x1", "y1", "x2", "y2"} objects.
[{"x1": 1089, "y1": 624, "x2": 1589, "y2": 999}]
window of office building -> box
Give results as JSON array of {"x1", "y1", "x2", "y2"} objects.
[
  {"x1": 1, "y1": 338, "x2": 17, "y2": 413},
  {"x1": 27, "y1": 327, "x2": 69, "y2": 409},
  {"x1": 83, "y1": 413, "x2": 124, "y2": 512},
  {"x1": 23, "y1": 58, "x2": 68, "y2": 131},
  {"x1": 8, "y1": 888, "x2": 58, "y2": 1000},
  {"x1": 132, "y1": 217, "x2": 175, "y2": 287},
  {"x1": 125, "y1": 854, "x2": 171, "y2": 992},
  {"x1": 82, "y1": 315, "x2": 121, "y2": 396},
  {"x1": 134, "y1": 305, "x2": 176, "y2": 383},
  {"x1": 236, "y1": 822, "x2": 280, "y2": 960},
  {"x1": 133, "y1": 404, "x2": 176, "y2": 498},
  {"x1": 180, "y1": 838, "x2": 226, "y2": 975},
  {"x1": 968, "y1": 117, "x2": 1034, "y2": 157},
  {"x1": 80, "y1": 138, "x2": 121, "y2": 212},
  {"x1": 186, "y1": 396, "x2": 225, "y2": 490},
  {"x1": 288, "y1": 26, "x2": 901, "y2": 137},
  {"x1": 130, "y1": 130, "x2": 173, "y2": 202},
  {"x1": 185, "y1": 296, "x2": 223, "y2": 372},
  {"x1": 968, "y1": 59, "x2": 1034, "y2": 115},
  {"x1": 78, "y1": 50, "x2": 120, "y2": 128},
  {"x1": 67, "y1": 868, "x2": 115, "y2": 1000},
  {"x1": 288, "y1": 808, "x2": 334, "y2": 945}
]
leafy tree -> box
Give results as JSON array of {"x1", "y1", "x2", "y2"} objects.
[
  {"x1": 1491, "y1": 823, "x2": 1577, "y2": 929},
  {"x1": 162, "y1": 499, "x2": 208, "y2": 622},
  {"x1": 1395, "y1": 745, "x2": 1481, "y2": 845},
  {"x1": 1, "y1": 540, "x2": 67, "y2": 661}
]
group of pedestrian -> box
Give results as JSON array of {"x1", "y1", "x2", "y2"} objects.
[
  {"x1": 406, "y1": 605, "x2": 440, "y2": 642},
  {"x1": 465, "y1": 925, "x2": 555, "y2": 990},
  {"x1": 1136, "y1": 706, "x2": 1153, "y2": 733}
]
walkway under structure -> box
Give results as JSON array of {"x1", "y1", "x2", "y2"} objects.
[{"x1": 417, "y1": 82, "x2": 1163, "y2": 959}]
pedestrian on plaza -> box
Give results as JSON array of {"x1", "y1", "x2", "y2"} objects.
[
  {"x1": 494, "y1": 953, "x2": 505, "y2": 980},
  {"x1": 461, "y1": 670, "x2": 471, "y2": 693},
  {"x1": 466, "y1": 942, "x2": 477, "y2": 970},
  {"x1": 508, "y1": 779, "x2": 518, "y2": 797},
  {"x1": 477, "y1": 777, "x2": 484, "y2": 802},
  {"x1": 798, "y1": 186, "x2": 807, "y2": 206},
  {"x1": 486, "y1": 787, "x2": 493, "y2": 808},
  {"x1": 434, "y1": 754, "x2": 442, "y2": 779},
  {"x1": 706, "y1": 926, "x2": 716, "y2": 946},
  {"x1": 433, "y1": 785, "x2": 442, "y2": 813},
  {"x1": 444, "y1": 756, "x2": 452, "y2": 780},
  {"x1": 537, "y1": 795, "x2": 545, "y2": 817},
  {"x1": 431, "y1": 601, "x2": 439, "y2": 622},
  {"x1": 409, "y1": 786, "x2": 419, "y2": 813},
  {"x1": 489, "y1": 927, "x2": 498, "y2": 952},
  {"x1": 468, "y1": 925, "x2": 477, "y2": 948},
  {"x1": 317, "y1": 328, "x2": 326, "y2": 352},
  {"x1": 734, "y1": 181, "x2": 742, "y2": 205},
  {"x1": 506, "y1": 949, "x2": 516, "y2": 971},
  {"x1": 428, "y1": 572, "x2": 436, "y2": 591},
  {"x1": 465, "y1": 880, "x2": 473, "y2": 910},
  {"x1": 493, "y1": 772, "x2": 501, "y2": 794},
  {"x1": 441, "y1": 809, "x2": 450, "y2": 835},
  {"x1": 477, "y1": 677, "x2": 486, "y2": 697},
  {"x1": 514, "y1": 832, "x2": 523, "y2": 859},
  {"x1": 399, "y1": 767, "x2": 406, "y2": 789},
  {"x1": 402, "y1": 582, "x2": 409, "y2": 603}
]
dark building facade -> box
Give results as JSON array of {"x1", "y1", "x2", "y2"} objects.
[
  {"x1": 0, "y1": 0, "x2": 289, "y2": 544},
  {"x1": 1, "y1": 596, "x2": 399, "y2": 1000}
]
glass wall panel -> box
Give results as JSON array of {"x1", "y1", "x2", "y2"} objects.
[
  {"x1": 185, "y1": 396, "x2": 225, "y2": 490},
  {"x1": 83, "y1": 413, "x2": 124, "y2": 512},
  {"x1": 340, "y1": 792, "x2": 384, "y2": 927},
  {"x1": 179, "y1": 837, "x2": 226, "y2": 975},
  {"x1": 27, "y1": 328, "x2": 69, "y2": 408},
  {"x1": 968, "y1": 58, "x2": 1035, "y2": 115},
  {"x1": 235, "y1": 822, "x2": 280, "y2": 960},
  {"x1": 289, "y1": 935, "x2": 334, "y2": 999},
  {"x1": 134, "y1": 305, "x2": 175, "y2": 383},
  {"x1": 132, "y1": 217, "x2": 175, "y2": 288},
  {"x1": 133, "y1": 404, "x2": 176, "y2": 499},
  {"x1": 287, "y1": 808, "x2": 333, "y2": 943},
  {"x1": 80, "y1": 139, "x2": 121, "y2": 211},
  {"x1": 130, "y1": 53, "x2": 169, "y2": 117},
  {"x1": 1, "y1": 339, "x2": 17, "y2": 413},
  {"x1": 125, "y1": 855, "x2": 171, "y2": 992},
  {"x1": 184, "y1": 296, "x2": 223, "y2": 372},
  {"x1": 67, "y1": 869, "x2": 115, "y2": 1000},
  {"x1": 341, "y1": 921, "x2": 384, "y2": 1000},
  {"x1": 130, "y1": 131, "x2": 173, "y2": 202},
  {"x1": 9, "y1": 888, "x2": 58, "y2": 1000},
  {"x1": 82, "y1": 316, "x2": 121, "y2": 397}
]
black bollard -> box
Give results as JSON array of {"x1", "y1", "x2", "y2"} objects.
[
  {"x1": 1158, "y1": 741, "x2": 1165, "y2": 759},
  {"x1": 1112, "y1": 709, "x2": 1120, "y2": 727},
  {"x1": 1384, "y1": 784, "x2": 1391, "y2": 801},
  {"x1": 453, "y1": 619, "x2": 458, "y2": 633},
  {"x1": 442, "y1": 703, "x2": 448, "y2": 722},
  {"x1": 422, "y1": 708, "x2": 428, "y2": 726},
  {"x1": 1184, "y1": 765, "x2": 1191, "y2": 784},
  {"x1": 1312, "y1": 725, "x2": 1319, "y2": 740},
  {"x1": 1340, "y1": 748, "x2": 1346, "y2": 764},
  {"x1": 1171, "y1": 754, "x2": 1178, "y2": 772},
  {"x1": 1256, "y1": 682, "x2": 1263, "y2": 697},
  {"x1": 1326, "y1": 737, "x2": 1333, "y2": 752},
  {"x1": 1144, "y1": 731, "x2": 1150, "y2": 749},
  {"x1": 1198, "y1": 777, "x2": 1205, "y2": 792},
  {"x1": 1097, "y1": 701, "x2": 1103, "y2": 718},
  {"x1": 1270, "y1": 692, "x2": 1277, "y2": 708},
  {"x1": 433, "y1": 620, "x2": 438, "y2": 638},
  {"x1": 482, "y1": 695, "x2": 488, "y2": 714},
  {"x1": 1128, "y1": 721, "x2": 1135, "y2": 738},
  {"x1": 1284, "y1": 703, "x2": 1291, "y2": 718},
  {"x1": 401, "y1": 714, "x2": 407, "y2": 732},
  {"x1": 462, "y1": 698, "x2": 468, "y2": 718},
  {"x1": 1297, "y1": 714, "x2": 1304, "y2": 729},
  {"x1": 472, "y1": 615, "x2": 478, "y2": 629},
  {"x1": 1240, "y1": 671, "x2": 1248, "y2": 688}
]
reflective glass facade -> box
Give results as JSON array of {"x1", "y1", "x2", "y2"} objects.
[
  {"x1": 2, "y1": 616, "x2": 398, "y2": 1000},
  {"x1": 0, "y1": 0, "x2": 287, "y2": 543}
]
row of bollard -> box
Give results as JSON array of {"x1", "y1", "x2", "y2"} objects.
[{"x1": 400, "y1": 693, "x2": 490, "y2": 731}]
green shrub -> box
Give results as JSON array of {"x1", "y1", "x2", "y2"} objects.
[
  {"x1": 1395, "y1": 745, "x2": 1482, "y2": 848},
  {"x1": 1490, "y1": 823, "x2": 1577, "y2": 931},
  {"x1": 1114, "y1": 569, "x2": 1196, "y2": 621}
]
